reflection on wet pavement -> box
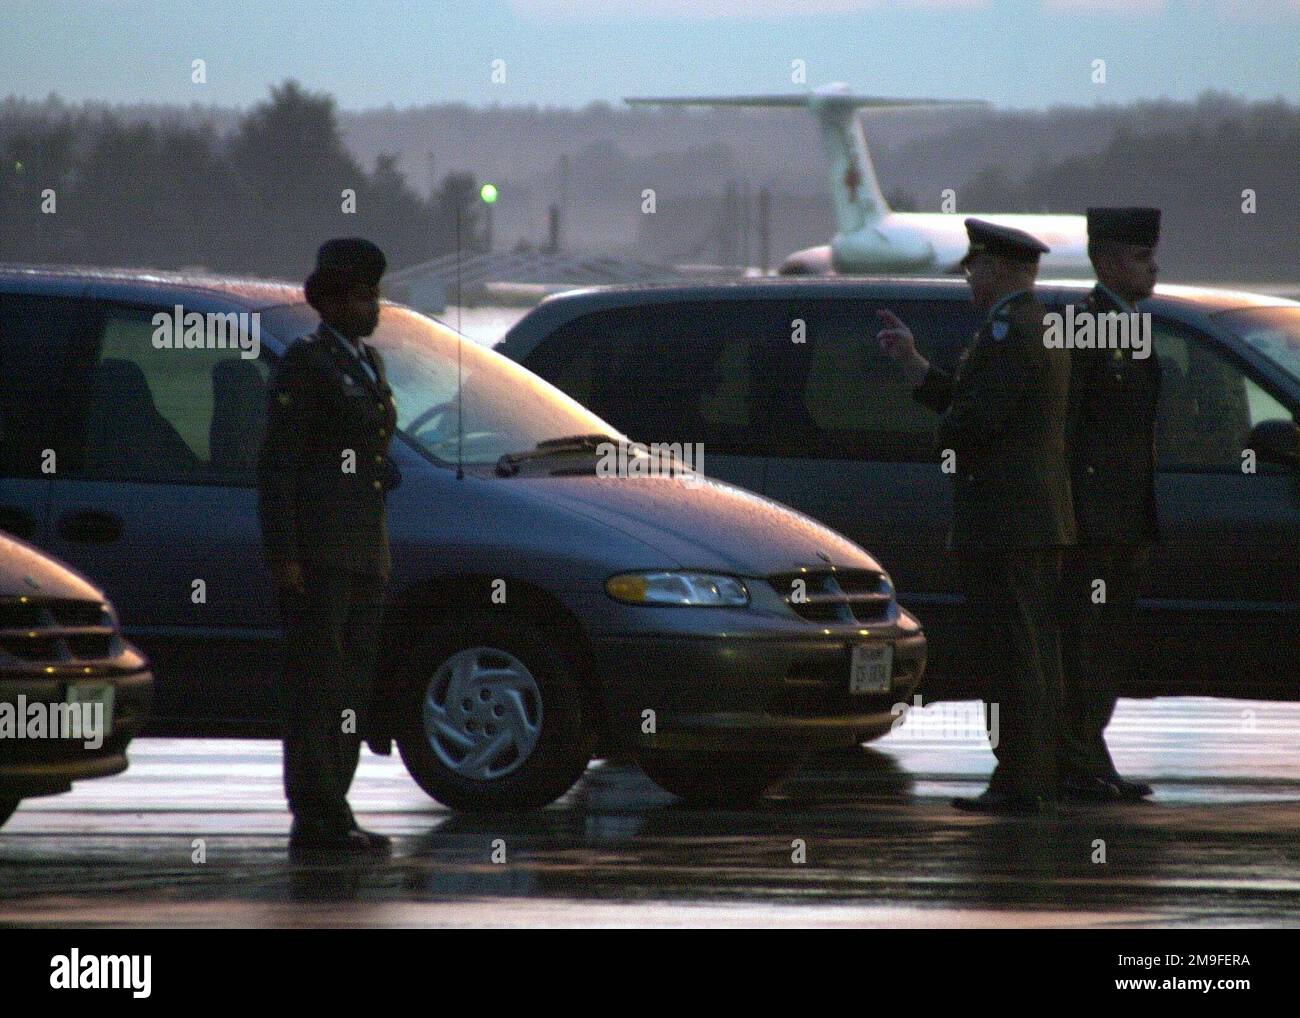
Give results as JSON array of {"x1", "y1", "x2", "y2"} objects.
[{"x1": 2, "y1": 699, "x2": 1299, "y2": 927}]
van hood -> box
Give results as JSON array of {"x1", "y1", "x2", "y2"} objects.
[
  {"x1": 520, "y1": 474, "x2": 883, "y2": 576},
  {"x1": 0, "y1": 533, "x2": 105, "y2": 602}
]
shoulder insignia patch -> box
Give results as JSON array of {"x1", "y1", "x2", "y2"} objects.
[{"x1": 990, "y1": 320, "x2": 1010, "y2": 341}]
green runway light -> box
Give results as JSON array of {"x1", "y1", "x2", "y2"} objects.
[{"x1": 480, "y1": 183, "x2": 498, "y2": 204}]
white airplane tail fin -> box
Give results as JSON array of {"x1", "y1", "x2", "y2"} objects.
[{"x1": 626, "y1": 86, "x2": 985, "y2": 237}]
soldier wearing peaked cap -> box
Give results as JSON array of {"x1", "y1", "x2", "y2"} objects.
[
  {"x1": 258, "y1": 237, "x2": 400, "y2": 859},
  {"x1": 876, "y1": 218, "x2": 1074, "y2": 815},
  {"x1": 1056, "y1": 208, "x2": 1163, "y2": 802}
]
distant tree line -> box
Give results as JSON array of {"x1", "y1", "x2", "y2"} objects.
[
  {"x1": 2, "y1": 84, "x2": 1297, "y2": 281},
  {"x1": 0, "y1": 81, "x2": 486, "y2": 280},
  {"x1": 959, "y1": 105, "x2": 1300, "y2": 280}
]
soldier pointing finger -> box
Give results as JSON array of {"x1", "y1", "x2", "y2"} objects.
[{"x1": 877, "y1": 218, "x2": 1075, "y2": 815}]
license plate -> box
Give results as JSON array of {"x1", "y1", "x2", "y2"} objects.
[
  {"x1": 849, "y1": 644, "x2": 893, "y2": 694},
  {"x1": 65, "y1": 682, "x2": 115, "y2": 738}
]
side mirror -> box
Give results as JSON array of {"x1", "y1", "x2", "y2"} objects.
[{"x1": 1248, "y1": 418, "x2": 1300, "y2": 468}]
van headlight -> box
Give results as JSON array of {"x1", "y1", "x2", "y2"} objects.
[{"x1": 605, "y1": 571, "x2": 749, "y2": 607}]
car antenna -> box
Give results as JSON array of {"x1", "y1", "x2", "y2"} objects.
[{"x1": 455, "y1": 204, "x2": 464, "y2": 480}]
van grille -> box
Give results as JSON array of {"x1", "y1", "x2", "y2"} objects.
[
  {"x1": 768, "y1": 569, "x2": 892, "y2": 624},
  {"x1": 0, "y1": 597, "x2": 118, "y2": 665}
]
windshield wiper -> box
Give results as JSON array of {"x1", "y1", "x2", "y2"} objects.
[{"x1": 495, "y1": 434, "x2": 620, "y2": 476}]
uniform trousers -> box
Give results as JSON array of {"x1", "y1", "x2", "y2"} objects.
[
  {"x1": 956, "y1": 547, "x2": 1065, "y2": 801},
  {"x1": 279, "y1": 563, "x2": 387, "y2": 834},
  {"x1": 1058, "y1": 544, "x2": 1151, "y2": 781}
]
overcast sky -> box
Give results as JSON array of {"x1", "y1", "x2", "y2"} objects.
[{"x1": 5, "y1": 0, "x2": 1299, "y2": 110}]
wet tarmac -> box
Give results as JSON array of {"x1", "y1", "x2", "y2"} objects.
[{"x1": 2, "y1": 697, "x2": 1299, "y2": 928}]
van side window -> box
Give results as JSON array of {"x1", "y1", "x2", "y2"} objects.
[
  {"x1": 0, "y1": 293, "x2": 97, "y2": 478},
  {"x1": 527, "y1": 302, "x2": 787, "y2": 455},
  {"x1": 1154, "y1": 320, "x2": 1290, "y2": 470},
  {"x1": 83, "y1": 305, "x2": 270, "y2": 483},
  {"x1": 2, "y1": 296, "x2": 271, "y2": 485},
  {"x1": 528, "y1": 334, "x2": 595, "y2": 409},
  {"x1": 794, "y1": 299, "x2": 978, "y2": 460}
]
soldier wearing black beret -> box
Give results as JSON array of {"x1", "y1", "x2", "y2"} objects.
[
  {"x1": 1057, "y1": 208, "x2": 1163, "y2": 802},
  {"x1": 877, "y1": 219, "x2": 1074, "y2": 814},
  {"x1": 258, "y1": 237, "x2": 399, "y2": 859}
]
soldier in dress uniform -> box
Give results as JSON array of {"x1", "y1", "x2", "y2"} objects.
[
  {"x1": 877, "y1": 218, "x2": 1074, "y2": 814},
  {"x1": 1056, "y1": 207, "x2": 1163, "y2": 802},
  {"x1": 258, "y1": 237, "x2": 400, "y2": 859}
]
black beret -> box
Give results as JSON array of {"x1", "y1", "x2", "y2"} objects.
[
  {"x1": 1087, "y1": 207, "x2": 1161, "y2": 246},
  {"x1": 304, "y1": 237, "x2": 386, "y2": 310},
  {"x1": 960, "y1": 218, "x2": 1050, "y2": 267}
]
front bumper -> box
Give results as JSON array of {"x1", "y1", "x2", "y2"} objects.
[
  {"x1": 0, "y1": 668, "x2": 153, "y2": 798},
  {"x1": 592, "y1": 617, "x2": 926, "y2": 751}
]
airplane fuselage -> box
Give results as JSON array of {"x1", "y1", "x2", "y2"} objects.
[{"x1": 831, "y1": 211, "x2": 1090, "y2": 274}]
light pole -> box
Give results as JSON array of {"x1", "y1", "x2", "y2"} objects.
[{"x1": 480, "y1": 182, "x2": 498, "y2": 252}]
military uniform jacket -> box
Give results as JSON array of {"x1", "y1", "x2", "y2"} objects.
[
  {"x1": 1065, "y1": 285, "x2": 1161, "y2": 546},
  {"x1": 913, "y1": 290, "x2": 1076, "y2": 551},
  {"x1": 257, "y1": 325, "x2": 399, "y2": 576}
]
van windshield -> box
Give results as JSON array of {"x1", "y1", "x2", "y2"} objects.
[{"x1": 266, "y1": 303, "x2": 622, "y2": 465}]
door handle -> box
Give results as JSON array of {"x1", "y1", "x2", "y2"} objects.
[
  {"x1": 0, "y1": 506, "x2": 38, "y2": 540},
  {"x1": 56, "y1": 509, "x2": 124, "y2": 544}
]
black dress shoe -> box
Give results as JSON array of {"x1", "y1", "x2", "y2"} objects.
[
  {"x1": 290, "y1": 826, "x2": 391, "y2": 861},
  {"x1": 1060, "y1": 774, "x2": 1122, "y2": 802},
  {"x1": 1111, "y1": 777, "x2": 1154, "y2": 800},
  {"x1": 952, "y1": 790, "x2": 1056, "y2": 816}
]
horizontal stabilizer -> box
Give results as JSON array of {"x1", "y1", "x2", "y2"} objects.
[{"x1": 625, "y1": 94, "x2": 984, "y2": 111}]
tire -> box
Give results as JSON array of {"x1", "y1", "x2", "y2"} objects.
[
  {"x1": 0, "y1": 799, "x2": 19, "y2": 829},
  {"x1": 636, "y1": 749, "x2": 806, "y2": 805},
  {"x1": 396, "y1": 620, "x2": 596, "y2": 810}
]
